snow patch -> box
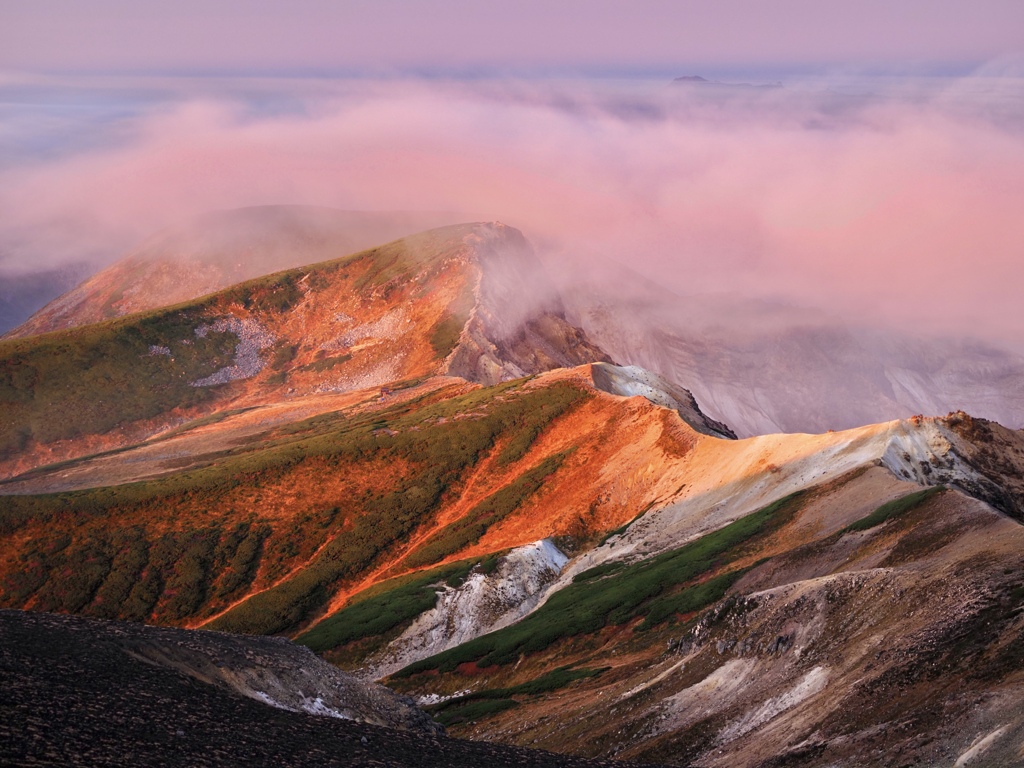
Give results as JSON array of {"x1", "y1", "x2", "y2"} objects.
[
  {"x1": 417, "y1": 690, "x2": 472, "y2": 707},
  {"x1": 250, "y1": 690, "x2": 353, "y2": 721},
  {"x1": 250, "y1": 690, "x2": 283, "y2": 708},
  {"x1": 300, "y1": 696, "x2": 353, "y2": 720}
]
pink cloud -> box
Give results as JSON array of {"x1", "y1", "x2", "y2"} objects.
[{"x1": 2, "y1": 75, "x2": 1024, "y2": 344}]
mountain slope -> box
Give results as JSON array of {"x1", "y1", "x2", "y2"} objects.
[
  {"x1": 3, "y1": 219, "x2": 1024, "y2": 767},
  {"x1": 3, "y1": 348, "x2": 1023, "y2": 768},
  {"x1": 0, "y1": 364, "x2": 725, "y2": 640},
  {"x1": 0, "y1": 609, "x2": 661, "y2": 768},
  {"x1": 4, "y1": 206, "x2": 458, "y2": 339},
  {"x1": 387, "y1": 452, "x2": 1024, "y2": 768}
]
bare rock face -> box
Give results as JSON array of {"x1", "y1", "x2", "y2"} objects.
[
  {"x1": 940, "y1": 411, "x2": 1024, "y2": 521},
  {"x1": 445, "y1": 224, "x2": 611, "y2": 385}
]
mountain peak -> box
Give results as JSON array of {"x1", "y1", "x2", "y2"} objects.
[{"x1": 3, "y1": 207, "x2": 459, "y2": 340}]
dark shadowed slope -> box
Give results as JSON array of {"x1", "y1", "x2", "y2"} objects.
[{"x1": 0, "y1": 609, "x2": 664, "y2": 768}]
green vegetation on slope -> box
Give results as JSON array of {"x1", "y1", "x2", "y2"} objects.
[
  {"x1": 843, "y1": 487, "x2": 946, "y2": 532},
  {"x1": 2, "y1": 522, "x2": 271, "y2": 623},
  {"x1": 428, "y1": 277, "x2": 476, "y2": 360},
  {"x1": 0, "y1": 224, "x2": 478, "y2": 459},
  {"x1": 0, "y1": 375, "x2": 591, "y2": 632},
  {"x1": 205, "y1": 382, "x2": 588, "y2": 636},
  {"x1": 427, "y1": 665, "x2": 608, "y2": 726},
  {"x1": 0, "y1": 311, "x2": 237, "y2": 456},
  {"x1": 404, "y1": 450, "x2": 572, "y2": 568},
  {"x1": 396, "y1": 492, "x2": 805, "y2": 675}
]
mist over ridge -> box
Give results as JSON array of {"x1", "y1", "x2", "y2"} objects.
[{"x1": 2, "y1": 70, "x2": 1024, "y2": 348}]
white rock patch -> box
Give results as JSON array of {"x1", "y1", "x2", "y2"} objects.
[
  {"x1": 190, "y1": 317, "x2": 275, "y2": 387},
  {"x1": 953, "y1": 726, "x2": 1009, "y2": 767},
  {"x1": 660, "y1": 658, "x2": 757, "y2": 733},
  {"x1": 322, "y1": 307, "x2": 407, "y2": 352},
  {"x1": 362, "y1": 539, "x2": 568, "y2": 680},
  {"x1": 717, "y1": 665, "x2": 829, "y2": 743}
]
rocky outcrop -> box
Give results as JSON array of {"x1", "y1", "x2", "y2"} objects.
[
  {"x1": 590, "y1": 362, "x2": 736, "y2": 439},
  {"x1": 190, "y1": 317, "x2": 275, "y2": 387},
  {"x1": 362, "y1": 540, "x2": 569, "y2": 680}
]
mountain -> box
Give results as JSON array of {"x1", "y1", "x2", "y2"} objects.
[
  {"x1": 0, "y1": 262, "x2": 96, "y2": 336},
  {"x1": 2, "y1": 219, "x2": 1024, "y2": 767},
  {"x1": 14, "y1": 204, "x2": 1022, "y2": 441},
  {"x1": 381, "y1": 412, "x2": 1024, "y2": 767},
  {"x1": 3, "y1": 366, "x2": 1023, "y2": 765},
  {"x1": 3, "y1": 206, "x2": 458, "y2": 340},
  {"x1": 0, "y1": 221, "x2": 610, "y2": 479}
]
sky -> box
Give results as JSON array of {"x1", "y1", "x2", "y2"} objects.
[
  {"x1": 1, "y1": 2, "x2": 1024, "y2": 345},
  {"x1": 2, "y1": 1, "x2": 1023, "y2": 75}
]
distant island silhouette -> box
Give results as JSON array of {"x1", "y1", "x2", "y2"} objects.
[{"x1": 672, "y1": 75, "x2": 782, "y2": 89}]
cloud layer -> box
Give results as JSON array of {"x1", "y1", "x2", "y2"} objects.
[{"x1": 2, "y1": 73, "x2": 1024, "y2": 344}]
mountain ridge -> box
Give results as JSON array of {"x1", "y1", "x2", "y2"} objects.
[
  {"x1": 0, "y1": 222, "x2": 623, "y2": 480},
  {"x1": 3, "y1": 206, "x2": 460, "y2": 340}
]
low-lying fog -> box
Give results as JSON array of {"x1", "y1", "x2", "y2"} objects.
[{"x1": 2, "y1": 69, "x2": 1023, "y2": 433}]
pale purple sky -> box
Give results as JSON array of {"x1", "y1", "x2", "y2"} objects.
[{"x1": 2, "y1": 0, "x2": 1023, "y2": 74}]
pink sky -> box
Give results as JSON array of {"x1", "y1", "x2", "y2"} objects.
[{"x1": 2, "y1": 1, "x2": 1023, "y2": 74}]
